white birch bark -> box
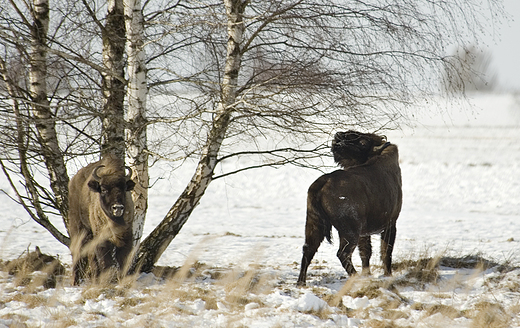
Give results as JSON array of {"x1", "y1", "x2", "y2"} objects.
[
  {"x1": 124, "y1": 0, "x2": 149, "y2": 247},
  {"x1": 130, "y1": 0, "x2": 247, "y2": 273},
  {"x1": 101, "y1": 0, "x2": 126, "y2": 160},
  {"x1": 29, "y1": 0, "x2": 70, "y2": 226}
]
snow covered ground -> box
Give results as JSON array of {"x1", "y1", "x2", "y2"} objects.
[{"x1": 1, "y1": 94, "x2": 520, "y2": 327}]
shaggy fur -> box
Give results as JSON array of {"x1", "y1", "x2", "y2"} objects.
[
  {"x1": 68, "y1": 154, "x2": 135, "y2": 285},
  {"x1": 331, "y1": 130, "x2": 387, "y2": 168},
  {"x1": 297, "y1": 131, "x2": 402, "y2": 286}
]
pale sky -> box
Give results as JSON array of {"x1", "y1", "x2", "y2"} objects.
[{"x1": 485, "y1": 0, "x2": 520, "y2": 91}]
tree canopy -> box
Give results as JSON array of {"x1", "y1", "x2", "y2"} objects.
[{"x1": 0, "y1": 0, "x2": 505, "y2": 273}]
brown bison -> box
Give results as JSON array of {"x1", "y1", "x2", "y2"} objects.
[
  {"x1": 68, "y1": 154, "x2": 135, "y2": 285},
  {"x1": 297, "y1": 131, "x2": 402, "y2": 286}
]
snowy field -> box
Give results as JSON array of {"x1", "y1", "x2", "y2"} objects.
[{"x1": 1, "y1": 94, "x2": 520, "y2": 327}]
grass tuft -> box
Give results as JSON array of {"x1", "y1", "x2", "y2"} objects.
[
  {"x1": 440, "y1": 254, "x2": 500, "y2": 270},
  {"x1": 2, "y1": 246, "x2": 66, "y2": 289},
  {"x1": 0, "y1": 313, "x2": 30, "y2": 328},
  {"x1": 424, "y1": 303, "x2": 462, "y2": 319},
  {"x1": 362, "y1": 318, "x2": 411, "y2": 328},
  {"x1": 392, "y1": 256, "x2": 441, "y2": 287},
  {"x1": 470, "y1": 302, "x2": 510, "y2": 328}
]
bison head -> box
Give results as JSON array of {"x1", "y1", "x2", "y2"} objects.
[
  {"x1": 332, "y1": 130, "x2": 387, "y2": 168},
  {"x1": 87, "y1": 165, "x2": 136, "y2": 222}
]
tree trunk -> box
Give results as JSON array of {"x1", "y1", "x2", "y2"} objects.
[
  {"x1": 29, "y1": 0, "x2": 70, "y2": 228},
  {"x1": 0, "y1": 57, "x2": 70, "y2": 246},
  {"x1": 129, "y1": 0, "x2": 247, "y2": 274},
  {"x1": 101, "y1": 0, "x2": 126, "y2": 160},
  {"x1": 124, "y1": 0, "x2": 149, "y2": 247}
]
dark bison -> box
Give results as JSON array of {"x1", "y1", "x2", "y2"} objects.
[
  {"x1": 68, "y1": 154, "x2": 135, "y2": 285},
  {"x1": 297, "y1": 131, "x2": 402, "y2": 286}
]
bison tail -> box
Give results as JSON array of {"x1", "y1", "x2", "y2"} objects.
[
  {"x1": 322, "y1": 214, "x2": 333, "y2": 244},
  {"x1": 307, "y1": 186, "x2": 333, "y2": 244}
]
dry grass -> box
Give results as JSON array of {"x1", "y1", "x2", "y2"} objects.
[
  {"x1": 440, "y1": 254, "x2": 501, "y2": 270},
  {"x1": 1, "y1": 246, "x2": 66, "y2": 289},
  {"x1": 6, "y1": 293, "x2": 48, "y2": 308},
  {"x1": 325, "y1": 251, "x2": 520, "y2": 327},
  {"x1": 391, "y1": 256, "x2": 442, "y2": 287},
  {"x1": 362, "y1": 319, "x2": 411, "y2": 328},
  {"x1": 469, "y1": 301, "x2": 511, "y2": 328},
  {"x1": 81, "y1": 284, "x2": 129, "y2": 301},
  {"x1": 424, "y1": 303, "x2": 462, "y2": 319},
  {"x1": 381, "y1": 309, "x2": 409, "y2": 320},
  {"x1": 0, "y1": 313, "x2": 30, "y2": 328},
  {"x1": 0, "y1": 246, "x2": 519, "y2": 328}
]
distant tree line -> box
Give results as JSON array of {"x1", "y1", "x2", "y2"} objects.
[{"x1": 442, "y1": 45, "x2": 498, "y2": 93}]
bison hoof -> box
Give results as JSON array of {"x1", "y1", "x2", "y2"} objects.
[{"x1": 346, "y1": 268, "x2": 357, "y2": 276}]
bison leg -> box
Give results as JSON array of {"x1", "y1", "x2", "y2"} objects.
[
  {"x1": 380, "y1": 224, "x2": 397, "y2": 276},
  {"x1": 70, "y1": 231, "x2": 92, "y2": 285},
  {"x1": 72, "y1": 256, "x2": 88, "y2": 285},
  {"x1": 358, "y1": 236, "x2": 372, "y2": 276},
  {"x1": 337, "y1": 233, "x2": 358, "y2": 276},
  {"x1": 114, "y1": 231, "x2": 134, "y2": 277},
  {"x1": 297, "y1": 242, "x2": 320, "y2": 286},
  {"x1": 90, "y1": 242, "x2": 119, "y2": 284},
  {"x1": 98, "y1": 241, "x2": 118, "y2": 268},
  {"x1": 297, "y1": 223, "x2": 325, "y2": 286}
]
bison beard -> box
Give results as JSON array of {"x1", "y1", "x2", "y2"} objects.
[
  {"x1": 297, "y1": 131, "x2": 402, "y2": 286},
  {"x1": 68, "y1": 154, "x2": 136, "y2": 285}
]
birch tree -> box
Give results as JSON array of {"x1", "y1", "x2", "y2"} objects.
[
  {"x1": 124, "y1": 0, "x2": 149, "y2": 246},
  {"x1": 28, "y1": 0, "x2": 70, "y2": 223},
  {"x1": 130, "y1": 0, "x2": 248, "y2": 272},
  {"x1": 0, "y1": 55, "x2": 71, "y2": 246},
  {"x1": 101, "y1": 0, "x2": 126, "y2": 160},
  {"x1": 0, "y1": 0, "x2": 70, "y2": 241},
  {"x1": 0, "y1": 0, "x2": 136, "y2": 245}
]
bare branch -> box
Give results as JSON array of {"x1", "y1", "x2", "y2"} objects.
[
  {"x1": 213, "y1": 144, "x2": 330, "y2": 179},
  {"x1": 0, "y1": 160, "x2": 70, "y2": 246}
]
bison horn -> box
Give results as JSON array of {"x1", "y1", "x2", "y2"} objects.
[
  {"x1": 92, "y1": 165, "x2": 105, "y2": 180},
  {"x1": 125, "y1": 166, "x2": 133, "y2": 178},
  {"x1": 373, "y1": 142, "x2": 391, "y2": 153}
]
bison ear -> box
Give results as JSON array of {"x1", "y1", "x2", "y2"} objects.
[
  {"x1": 87, "y1": 180, "x2": 101, "y2": 193},
  {"x1": 126, "y1": 180, "x2": 136, "y2": 191}
]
